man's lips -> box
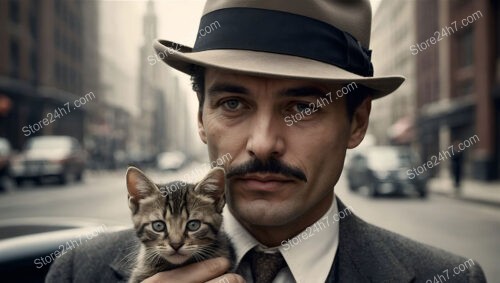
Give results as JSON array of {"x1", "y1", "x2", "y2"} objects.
[
  {"x1": 235, "y1": 174, "x2": 295, "y2": 191},
  {"x1": 239, "y1": 173, "x2": 293, "y2": 182}
]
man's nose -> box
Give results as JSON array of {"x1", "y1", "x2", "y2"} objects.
[{"x1": 246, "y1": 113, "x2": 285, "y2": 160}]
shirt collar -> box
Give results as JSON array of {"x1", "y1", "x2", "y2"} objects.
[{"x1": 222, "y1": 195, "x2": 339, "y2": 283}]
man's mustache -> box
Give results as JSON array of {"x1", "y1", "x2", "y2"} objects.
[{"x1": 226, "y1": 157, "x2": 307, "y2": 183}]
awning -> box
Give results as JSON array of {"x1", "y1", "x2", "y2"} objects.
[{"x1": 388, "y1": 116, "x2": 414, "y2": 144}]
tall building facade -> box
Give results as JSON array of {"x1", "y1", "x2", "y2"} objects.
[
  {"x1": 0, "y1": 0, "x2": 100, "y2": 149},
  {"x1": 137, "y1": 0, "x2": 160, "y2": 159},
  {"x1": 416, "y1": 0, "x2": 499, "y2": 180},
  {"x1": 136, "y1": 0, "x2": 197, "y2": 161},
  {"x1": 369, "y1": 0, "x2": 417, "y2": 145}
]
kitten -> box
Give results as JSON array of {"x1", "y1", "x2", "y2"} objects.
[{"x1": 126, "y1": 166, "x2": 235, "y2": 283}]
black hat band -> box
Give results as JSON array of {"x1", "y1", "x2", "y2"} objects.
[{"x1": 193, "y1": 8, "x2": 374, "y2": 77}]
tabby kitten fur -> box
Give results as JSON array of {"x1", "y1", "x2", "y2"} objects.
[{"x1": 126, "y1": 166, "x2": 235, "y2": 283}]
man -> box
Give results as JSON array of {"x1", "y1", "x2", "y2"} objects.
[{"x1": 47, "y1": 0, "x2": 486, "y2": 282}]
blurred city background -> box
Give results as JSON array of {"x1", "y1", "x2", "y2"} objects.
[{"x1": 0, "y1": 0, "x2": 499, "y2": 282}]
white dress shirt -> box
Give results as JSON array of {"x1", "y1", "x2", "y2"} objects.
[{"x1": 222, "y1": 195, "x2": 339, "y2": 283}]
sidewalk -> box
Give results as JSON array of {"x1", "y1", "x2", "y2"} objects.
[{"x1": 428, "y1": 177, "x2": 500, "y2": 207}]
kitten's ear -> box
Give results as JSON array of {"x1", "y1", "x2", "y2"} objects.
[
  {"x1": 194, "y1": 167, "x2": 226, "y2": 212},
  {"x1": 126, "y1": 166, "x2": 159, "y2": 209}
]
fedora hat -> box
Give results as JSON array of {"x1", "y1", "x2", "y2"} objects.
[{"x1": 153, "y1": 0, "x2": 405, "y2": 99}]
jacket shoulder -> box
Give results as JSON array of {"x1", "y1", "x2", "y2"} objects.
[
  {"x1": 46, "y1": 229, "x2": 138, "y2": 283},
  {"x1": 362, "y1": 220, "x2": 486, "y2": 282}
]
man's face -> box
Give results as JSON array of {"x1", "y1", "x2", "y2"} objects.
[{"x1": 198, "y1": 68, "x2": 369, "y2": 228}]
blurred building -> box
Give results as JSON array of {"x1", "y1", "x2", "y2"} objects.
[
  {"x1": 0, "y1": 0, "x2": 100, "y2": 149},
  {"x1": 136, "y1": 0, "x2": 195, "y2": 161},
  {"x1": 156, "y1": 64, "x2": 198, "y2": 156},
  {"x1": 86, "y1": 103, "x2": 131, "y2": 170},
  {"x1": 137, "y1": 0, "x2": 157, "y2": 160},
  {"x1": 416, "y1": 0, "x2": 499, "y2": 180},
  {"x1": 369, "y1": 0, "x2": 417, "y2": 145},
  {"x1": 85, "y1": 56, "x2": 132, "y2": 169}
]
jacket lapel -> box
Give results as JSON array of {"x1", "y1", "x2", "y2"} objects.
[{"x1": 330, "y1": 197, "x2": 416, "y2": 283}]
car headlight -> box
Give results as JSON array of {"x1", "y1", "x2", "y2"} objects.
[
  {"x1": 373, "y1": 170, "x2": 390, "y2": 179},
  {"x1": 49, "y1": 158, "x2": 69, "y2": 164},
  {"x1": 11, "y1": 157, "x2": 24, "y2": 166},
  {"x1": 399, "y1": 170, "x2": 409, "y2": 180}
]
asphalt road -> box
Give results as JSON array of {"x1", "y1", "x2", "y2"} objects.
[{"x1": 0, "y1": 164, "x2": 498, "y2": 282}]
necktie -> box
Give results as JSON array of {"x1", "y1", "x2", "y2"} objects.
[{"x1": 247, "y1": 248, "x2": 286, "y2": 283}]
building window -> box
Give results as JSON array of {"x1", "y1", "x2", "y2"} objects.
[
  {"x1": 9, "y1": 0, "x2": 20, "y2": 24},
  {"x1": 458, "y1": 29, "x2": 474, "y2": 68},
  {"x1": 54, "y1": 0, "x2": 61, "y2": 16},
  {"x1": 497, "y1": 0, "x2": 500, "y2": 59},
  {"x1": 30, "y1": 49, "x2": 37, "y2": 83},
  {"x1": 9, "y1": 39, "x2": 20, "y2": 78},
  {"x1": 29, "y1": 13, "x2": 37, "y2": 39},
  {"x1": 458, "y1": 80, "x2": 474, "y2": 97}
]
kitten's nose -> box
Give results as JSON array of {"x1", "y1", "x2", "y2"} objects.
[{"x1": 170, "y1": 242, "x2": 184, "y2": 251}]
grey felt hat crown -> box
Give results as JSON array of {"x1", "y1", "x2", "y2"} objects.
[{"x1": 154, "y1": 0, "x2": 405, "y2": 99}]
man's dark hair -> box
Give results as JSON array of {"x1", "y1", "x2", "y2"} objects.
[{"x1": 190, "y1": 66, "x2": 370, "y2": 120}]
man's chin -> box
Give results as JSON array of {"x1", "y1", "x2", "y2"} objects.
[{"x1": 233, "y1": 199, "x2": 300, "y2": 226}]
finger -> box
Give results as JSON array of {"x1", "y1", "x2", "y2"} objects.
[
  {"x1": 205, "y1": 273, "x2": 246, "y2": 283},
  {"x1": 152, "y1": 257, "x2": 230, "y2": 283}
]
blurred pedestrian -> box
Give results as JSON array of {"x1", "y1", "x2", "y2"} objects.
[{"x1": 450, "y1": 140, "x2": 464, "y2": 193}]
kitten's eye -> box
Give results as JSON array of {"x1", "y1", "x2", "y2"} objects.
[
  {"x1": 152, "y1": 220, "x2": 166, "y2": 232},
  {"x1": 186, "y1": 220, "x2": 201, "y2": 232}
]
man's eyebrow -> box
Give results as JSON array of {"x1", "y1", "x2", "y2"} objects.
[
  {"x1": 281, "y1": 86, "x2": 328, "y2": 97},
  {"x1": 207, "y1": 83, "x2": 249, "y2": 96}
]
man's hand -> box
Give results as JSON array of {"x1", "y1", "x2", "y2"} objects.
[{"x1": 141, "y1": 257, "x2": 245, "y2": 283}]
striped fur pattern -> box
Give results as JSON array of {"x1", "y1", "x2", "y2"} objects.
[{"x1": 126, "y1": 167, "x2": 235, "y2": 283}]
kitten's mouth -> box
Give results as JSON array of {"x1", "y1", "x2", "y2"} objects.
[
  {"x1": 165, "y1": 253, "x2": 190, "y2": 264},
  {"x1": 166, "y1": 250, "x2": 188, "y2": 256}
]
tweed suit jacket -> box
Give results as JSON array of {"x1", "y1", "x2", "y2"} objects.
[{"x1": 45, "y1": 198, "x2": 487, "y2": 283}]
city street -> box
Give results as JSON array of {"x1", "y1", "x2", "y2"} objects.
[{"x1": 0, "y1": 164, "x2": 499, "y2": 281}]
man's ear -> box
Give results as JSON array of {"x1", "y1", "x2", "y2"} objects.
[
  {"x1": 126, "y1": 166, "x2": 159, "y2": 213},
  {"x1": 347, "y1": 97, "x2": 372, "y2": 149},
  {"x1": 198, "y1": 110, "x2": 207, "y2": 144},
  {"x1": 193, "y1": 167, "x2": 225, "y2": 212}
]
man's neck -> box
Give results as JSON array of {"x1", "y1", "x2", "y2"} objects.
[{"x1": 236, "y1": 192, "x2": 334, "y2": 247}]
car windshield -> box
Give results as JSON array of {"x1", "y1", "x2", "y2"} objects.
[
  {"x1": 26, "y1": 137, "x2": 71, "y2": 150},
  {"x1": 158, "y1": 152, "x2": 184, "y2": 162},
  {"x1": 367, "y1": 147, "x2": 411, "y2": 170},
  {"x1": 0, "y1": 139, "x2": 10, "y2": 155}
]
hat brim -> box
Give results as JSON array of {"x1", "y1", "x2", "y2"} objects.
[{"x1": 154, "y1": 39, "x2": 405, "y2": 99}]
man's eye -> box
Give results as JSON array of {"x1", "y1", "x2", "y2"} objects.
[
  {"x1": 292, "y1": 103, "x2": 312, "y2": 113},
  {"x1": 221, "y1": 99, "x2": 242, "y2": 110}
]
